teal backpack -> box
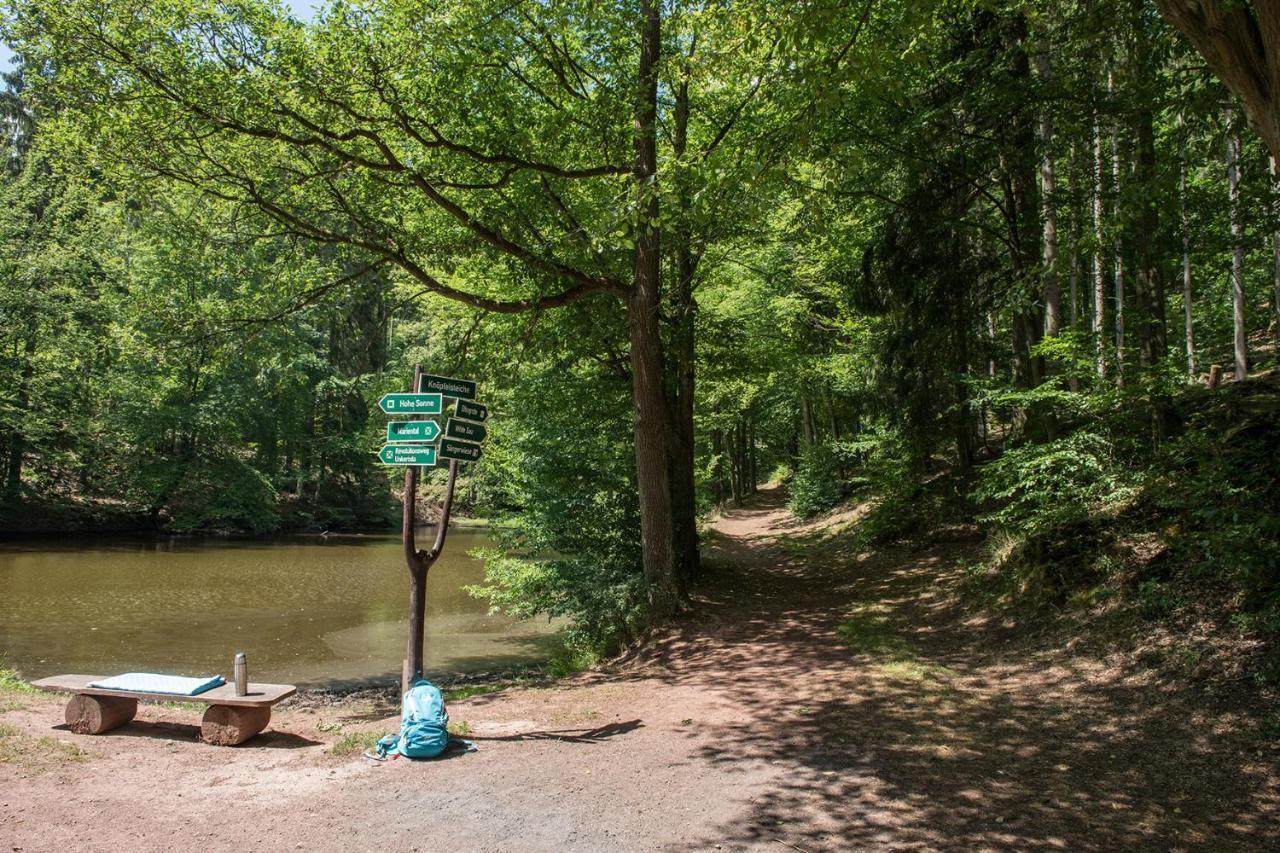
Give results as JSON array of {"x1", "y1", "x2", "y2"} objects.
[{"x1": 375, "y1": 678, "x2": 450, "y2": 759}]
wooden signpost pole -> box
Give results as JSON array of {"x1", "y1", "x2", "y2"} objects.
[{"x1": 401, "y1": 364, "x2": 460, "y2": 693}]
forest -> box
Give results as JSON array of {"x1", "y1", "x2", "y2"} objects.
[{"x1": 1, "y1": 0, "x2": 1278, "y2": 673}]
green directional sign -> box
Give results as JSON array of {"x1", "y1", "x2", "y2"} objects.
[
  {"x1": 439, "y1": 438, "x2": 482, "y2": 463},
  {"x1": 378, "y1": 392, "x2": 442, "y2": 415},
  {"x1": 455, "y1": 399, "x2": 488, "y2": 422},
  {"x1": 420, "y1": 374, "x2": 476, "y2": 401},
  {"x1": 377, "y1": 444, "x2": 438, "y2": 466},
  {"x1": 445, "y1": 418, "x2": 487, "y2": 443},
  {"x1": 386, "y1": 420, "x2": 441, "y2": 443}
]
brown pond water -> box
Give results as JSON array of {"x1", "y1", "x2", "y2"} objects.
[{"x1": 0, "y1": 529, "x2": 561, "y2": 687}]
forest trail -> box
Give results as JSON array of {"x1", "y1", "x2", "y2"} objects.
[{"x1": 3, "y1": 486, "x2": 1278, "y2": 851}]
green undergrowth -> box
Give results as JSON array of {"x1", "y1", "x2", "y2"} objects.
[
  {"x1": 964, "y1": 375, "x2": 1280, "y2": 685},
  {"x1": 329, "y1": 730, "x2": 380, "y2": 757}
]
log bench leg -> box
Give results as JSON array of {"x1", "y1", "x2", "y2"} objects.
[
  {"x1": 201, "y1": 705, "x2": 271, "y2": 746},
  {"x1": 65, "y1": 694, "x2": 137, "y2": 734}
]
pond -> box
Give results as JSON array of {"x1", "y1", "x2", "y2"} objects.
[{"x1": 0, "y1": 529, "x2": 560, "y2": 688}]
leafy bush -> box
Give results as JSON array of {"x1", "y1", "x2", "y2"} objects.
[
  {"x1": 469, "y1": 358, "x2": 648, "y2": 658},
  {"x1": 787, "y1": 443, "x2": 844, "y2": 517},
  {"x1": 165, "y1": 455, "x2": 281, "y2": 533},
  {"x1": 1146, "y1": 402, "x2": 1280, "y2": 633},
  {"x1": 974, "y1": 431, "x2": 1134, "y2": 539}
]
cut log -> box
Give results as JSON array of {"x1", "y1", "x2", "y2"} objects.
[
  {"x1": 201, "y1": 704, "x2": 271, "y2": 746},
  {"x1": 65, "y1": 694, "x2": 137, "y2": 734}
]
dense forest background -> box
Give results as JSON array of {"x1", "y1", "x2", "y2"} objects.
[{"x1": 1, "y1": 1, "x2": 1277, "y2": 669}]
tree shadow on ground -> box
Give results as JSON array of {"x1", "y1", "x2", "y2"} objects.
[
  {"x1": 471, "y1": 719, "x2": 643, "y2": 744},
  {"x1": 54, "y1": 720, "x2": 321, "y2": 749},
  {"x1": 638, "y1": 526, "x2": 1279, "y2": 850}
]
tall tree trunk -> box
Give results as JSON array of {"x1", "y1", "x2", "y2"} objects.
[
  {"x1": 630, "y1": 0, "x2": 682, "y2": 612},
  {"x1": 1093, "y1": 111, "x2": 1108, "y2": 378},
  {"x1": 1002, "y1": 15, "x2": 1044, "y2": 390},
  {"x1": 1035, "y1": 45, "x2": 1061, "y2": 340},
  {"x1": 1180, "y1": 109, "x2": 1197, "y2": 377},
  {"x1": 667, "y1": 51, "x2": 700, "y2": 584},
  {"x1": 710, "y1": 428, "x2": 725, "y2": 504},
  {"x1": 1132, "y1": 112, "x2": 1167, "y2": 367},
  {"x1": 728, "y1": 422, "x2": 741, "y2": 505},
  {"x1": 800, "y1": 396, "x2": 816, "y2": 445},
  {"x1": 1226, "y1": 104, "x2": 1249, "y2": 380},
  {"x1": 1272, "y1": 156, "x2": 1280, "y2": 363},
  {"x1": 1069, "y1": 142, "x2": 1082, "y2": 332},
  {"x1": 1130, "y1": 3, "x2": 1167, "y2": 370},
  {"x1": 1110, "y1": 70, "x2": 1126, "y2": 385}
]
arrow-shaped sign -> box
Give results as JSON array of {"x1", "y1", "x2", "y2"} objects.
[
  {"x1": 446, "y1": 418, "x2": 487, "y2": 443},
  {"x1": 420, "y1": 374, "x2": 476, "y2": 401},
  {"x1": 439, "y1": 438, "x2": 482, "y2": 463},
  {"x1": 454, "y1": 399, "x2": 488, "y2": 423},
  {"x1": 378, "y1": 392, "x2": 442, "y2": 415},
  {"x1": 377, "y1": 444, "x2": 438, "y2": 466},
  {"x1": 386, "y1": 420, "x2": 441, "y2": 443}
]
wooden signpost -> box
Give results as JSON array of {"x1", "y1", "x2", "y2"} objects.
[{"x1": 376, "y1": 364, "x2": 489, "y2": 691}]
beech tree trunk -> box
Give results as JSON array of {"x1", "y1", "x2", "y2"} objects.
[
  {"x1": 1093, "y1": 111, "x2": 1108, "y2": 378},
  {"x1": 1180, "y1": 109, "x2": 1197, "y2": 377},
  {"x1": 667, "y1": 54, "x2": 700, "y2": 583},
  {"x1": 1226, "y1": 104, "x2": 1249, "y2": 380},
  {"x1": 1158, "y1": 0, "x2": 1280, "y2": 164},
  {"x1": 1069, "y1": 141, "x2": 1082, "y2": 332},
  {"x1": 631, "y1": 0, "x2": 682, "y2": 613},
  {"x1": 1132, "y1": 116, "x2": 1167, "y2": 368},
  {"x1": 1110, "y1": 70, "x2": 1126, "y2": 385},
  {"x1": 1035, "y1": 44, "x2": 1061, "y2": 340},
  {"x1": 710, "y1": 428, "x2": 725, "y2": 504},
  {"x1": 1273, "y1": 156, "x2": 1280, "y2": 362}
]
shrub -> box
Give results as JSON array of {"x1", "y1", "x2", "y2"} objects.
[
  {"x1": 974, "y1": 430, "x2": 1133, "y2": 539},
  {"x1": 787, "y1": 443, "x2": 844, "y2": 518}
]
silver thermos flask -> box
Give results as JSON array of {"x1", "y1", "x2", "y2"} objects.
[{"x1": 233, "y1": 652, "x2": 248, "y2": 696}]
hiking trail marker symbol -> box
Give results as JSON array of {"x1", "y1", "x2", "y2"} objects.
[
  {"x1": 439, "y1": 437, "x2": 483, "y2": 462},
  {"x1": 377, "y1": 392, "x2": 442, "y2": 415},
  {"x1": 386, "y1": 420, "x2": 441, "y2": 443},
  {"x1": 454, "y1": 399, "x2": 487, "y2": 422},
  {"x1": 377, "y1": 444, "x2": 438, "y2": 466}
]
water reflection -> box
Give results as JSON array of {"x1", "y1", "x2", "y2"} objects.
[{"x1": 0, "y1": 529, "x2": 560, "y2": 687}]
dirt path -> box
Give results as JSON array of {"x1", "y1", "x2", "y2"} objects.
[{"x1": 3, "y1": 487, "x2": 1277, "y2": 851}]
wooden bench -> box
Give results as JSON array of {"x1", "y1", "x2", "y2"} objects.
[{"x1": 32, "y1": 674, "x2": 297, "y2": 745}]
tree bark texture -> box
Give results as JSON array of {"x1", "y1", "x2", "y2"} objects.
[
  {"x1": 1180, "y1": 109, "x2": 1197, "y2": 376},
  {"x1": 1227, "y1": 105, "x2": 1250, "y2": 380},
  {"x1": 1158, "y1": 0, "x2": 1280, "y2": 164},
  {"x1": 630, "y1": 0, "x2": 682, "y2": 613},
  {"x1": 1035, "y1": 45, "x2": 1061, "y2": 339},
  {"x1": 1093, "y1": 112, "x2": 1109, "y2": 378}
]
